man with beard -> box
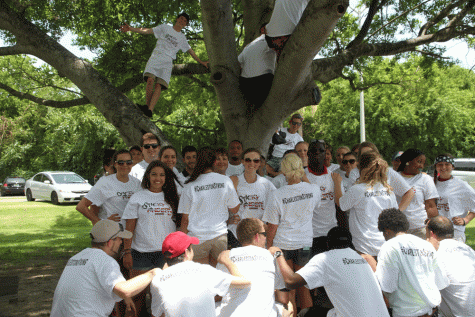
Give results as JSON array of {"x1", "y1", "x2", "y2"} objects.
[
  {"x1": 226, "y1": 140, "x2": 245, "y2": 176},
  {"x1": 50, "y1": 220, "x2": 161, "y2": 317},
  {"x1": 179, "y1": 145, "x2": 197, "y2": 182}
]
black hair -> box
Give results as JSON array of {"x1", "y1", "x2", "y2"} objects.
[
  {"x1": 177, "y1": 12, "x2": 190, "y2": 24},
  {"x1": 103, "y1": 148, "x2": 116, "y2": 173},
  {"x1": 185, "y1": 147, "x2": 217, "y2": 184},
  {"x1": 396, "y1": 149, "x2": 424, "y2": 173},
  {"x1": 164, "y1": 245, "x2": 191, "y2": 266},
  {"x1": 112, "y1": 149, "x2": 132, "y2": 163},
  {"x1": 433, "y1": 153, "x2": 454, "y2": 184},
  {"x1": 141, "y1": 160, "x2": 179, "y2": 221},
  {"x1": 129, "y1": 145, "x2": 141, "y2": 152},
  {"x1": 377, "y1": 208, "x2": 409, "y2": 234},
  {"x1": 182, "y1": 145, "x2": 197, "y2": 158},
  {"x1": 326, "y1": 227, "x2": 353, "y2": 250},
  {"x1": 228, "y1": 139, "x2": 243, "y2": 147},
  {"x1": 427, "y1": 216, "x2": 454, "y2": 239}
]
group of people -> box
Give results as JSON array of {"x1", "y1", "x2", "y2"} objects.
[{"x1": 49, "y1": 123, "x2": 475, "y2": 317}]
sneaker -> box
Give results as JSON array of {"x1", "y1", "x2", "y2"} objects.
[
  {"x1": 137, "y1": 104, "x2": 153, "y2": 118},
  {"x1": 313, "y1": 86, "x2": 322, "y2": 105}
]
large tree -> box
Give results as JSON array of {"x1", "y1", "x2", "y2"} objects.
[{"x1": 0, "y1": 0, "x2": 474, "y2": 153}]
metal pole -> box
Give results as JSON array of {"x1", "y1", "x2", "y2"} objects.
[{"x1": 359, "y1": 73, "x2": 366, "y2": 142}]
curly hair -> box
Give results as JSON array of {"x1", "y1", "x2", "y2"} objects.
[
  {"x1": 357, "y1": 151, "x2": 392, "y2": 192},
  {"x1": 377, "y1": 208, "x2": 409, "y2": 234}
]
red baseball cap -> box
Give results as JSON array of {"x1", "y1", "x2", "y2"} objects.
[{"x1": 162, "y1": 232, "x2": 200, "y2": 258}]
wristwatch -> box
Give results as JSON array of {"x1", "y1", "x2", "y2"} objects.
[{"x1": 273, "y1": 251, "x2": 282, "y2": 259}]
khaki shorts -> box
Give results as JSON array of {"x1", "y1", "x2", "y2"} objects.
[
  {"x1": 193, "y1": 234, "x2": 227, "y2": 260},
  {"x1": 143, "y1": 72, "x2": 169, "y2": 90}
]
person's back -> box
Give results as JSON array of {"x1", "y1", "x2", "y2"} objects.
[
  {"x1": 437, "y1": 238, "x2": 475, "y2": 317},
  {"x1": 151, "y1": 261, "x2": 233, "y2": 317},
  {"x1": 376, "y1": 234, "x2": 448, "y2": 317},
  {"x1": 297, "y1": 247, "x2": 389, "y2": 317},
  {"x1": 215, "y1": 245, "x2": 284, "y2": 317},
  {"x1": 51, "y1": 248, "x2": 125, "y2": 317}
]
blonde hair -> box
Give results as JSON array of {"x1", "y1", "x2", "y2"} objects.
[
  {"x1": 357, "y1": 151, "x2": 392, "y2": 192},
  {"x1": 281, "y1": 153, "x2": 304, "y2": 181}
]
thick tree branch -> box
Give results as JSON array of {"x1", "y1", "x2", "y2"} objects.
[
  {"x1": 185, "y1": 75, "x2": 214, "y2": 93},
  {"x1": 0, "y1": 44, "x2": 29, "y2": 56},
  {"x1": 0, "y1": 82, "x2": 89, "y2": 108},
  {"x1": 346, "y1": 0, "x2": 381, "y2": 49},
  {"x1": 413, "y1": 49, "x2": 450, "y2": 59},
  {"x1": 419, "y1": 0, "x2": 467, "y2": 36},
  {"x1": 447, "y1": 0, "x2": 475, "y2": 28},
  {"x1": 242, "y1": 0, "x2": 274, "y2": 46}
]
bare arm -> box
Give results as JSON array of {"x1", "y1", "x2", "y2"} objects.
[
  {"x1": 120, "y1": 23, "x2": 153, "y2": 35},
  {"x1": 266, "y1": 223, "x2": 278, "y2": 248},
  {"x1": 123, "y1": 219, "x2": 137, "y2": 270},
  {"x1": 398, "y1": 188, "x2": 415, "y2": 212},
  {"x1": 332, "y1": 172, "x2": 342, "y2": 207},
  {"x1": 187, "y1": 49, "x2": 208, "y2": 68},
  {"x1": 453, "y1": 211, "x2": 475, "y2": 226},
  {"x1": 424, "y1": 198, "x2": 438, "y2": 219},
  {"x1": 269, "y1": 247, "x2": 307, "y2": 290},
  {"x1": 229, "y1": 204, "x2": 240, "y2": 214},
  {"x1": 76, "y1": 197, "x2": 101, "y2": 224},
  {"x1": 113, "y1": 268, "x2": 161, "y2": 298},
  {"x1": 179, "y1": 213, "x2": 189, "y2": 233}
]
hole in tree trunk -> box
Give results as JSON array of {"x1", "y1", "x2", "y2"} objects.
[{"x1": 337, "y1": 5, "x2": 346, "y2": 14}]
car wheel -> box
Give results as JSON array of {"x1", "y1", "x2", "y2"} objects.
[
  {"x1": 51, "y1": 192, "x2": 60, "y2": 205},
  {"x1": 26, "y1": 189, "x2": 35, "y2": 201}
]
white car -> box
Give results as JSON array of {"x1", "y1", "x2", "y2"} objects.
[{"x1": 25, "y1": 171, "x2": 92, "y2": 204}]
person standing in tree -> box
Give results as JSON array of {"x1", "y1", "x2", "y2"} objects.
[{"x1": 121, "y1": 13, "x2": 208, "y2": 117}]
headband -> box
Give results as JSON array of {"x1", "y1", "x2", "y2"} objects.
[{"x1": 434, "y1": 156, "x2": 454, "y2": 166}]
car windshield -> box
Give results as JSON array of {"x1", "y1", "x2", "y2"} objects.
[
  {"x1": 5, "y1": 178, "x2": 26, "y2": 183},
  {"x1": 51, "y1": 174, "x2": 86, "y2": 184}
]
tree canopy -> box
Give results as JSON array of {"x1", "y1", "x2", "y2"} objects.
[{"x1": 0, "y1": 0, "x2": 474, "y2": 156}]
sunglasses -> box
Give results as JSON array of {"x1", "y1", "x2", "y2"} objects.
[
  {"x1": 258, "y1": 232, "x2": 267, "y2": 237},
  {"x1": 291, "y1": 121, "x2": 302, "y2": 126},
  {"x1": 143, "y1": 144, "x2": 159, "y2": 149},
  {"x1": 342, "y1": 159, "x2": 356, "y2": 164},
  {"x1": 116, "y1": 160, "x2": 133, "y2": 166},
  {"x1": 244, "y1": 158, "x2": 261, "y2": 163}
]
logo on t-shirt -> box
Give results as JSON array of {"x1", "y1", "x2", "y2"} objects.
[
  {"x1": 364, "y1": 190, "x2": 390, "y2": 198},
  {"x1": 239, "y1": 194, "x2": 263, "y2": 209},
  {"x1": 66, "y1": 258, "x2": 89, "y2": 266},
  {"x1": 141, "y1": 202, "x2": 172, "y2": 216},
  {"x1": 116, "y1": 191, "x2": 135, "y2": 200},
  {"x1": 342, "y1": 258, "x2": 366, "y2": 265},
  {"x1": 437, "y1": 197, "x2": 449, "y2": 213},
  {"x1": 282, "y1": 193, "x2": 313, "y2": 204},
  {"x1": 194, "y1": 183, "x2": 225, "y2": 192},
  {"x1": 400, "y1": 246, "x2": 434, "y2": 258},
  {"x1": 164, "y1": 33, "x2": 179, "y2": 47},
  {"x1": 230, "y1": 254, "x2": 267, "y2": 263}
]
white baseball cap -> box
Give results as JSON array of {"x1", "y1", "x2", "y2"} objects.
[{"x1": 90, "y1": 220, "x2": 133, "y2": 243}]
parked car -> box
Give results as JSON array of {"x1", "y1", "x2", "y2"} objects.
[
  {"x1": 1, "y1": 177, "x2": 26, "y2": 196},
  {"x1": 427, "y1": 158, "x2": 475, "y2": 189},
  {"x1": 25, "y1": 171, "x2": 92, "y2": 204}
]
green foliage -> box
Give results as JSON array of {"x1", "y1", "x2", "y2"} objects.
[
  {"x1": 305, "y1": 55, "x2": 475, "y2": 161},
  {"x1": 0, "y1": 55, "x2": 124, "y2": 180}
]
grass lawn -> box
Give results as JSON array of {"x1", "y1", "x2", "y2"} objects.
[
  {"x1": 1, "y1": 197, "x2": 475, "y2": 268},
  {"x1": 0, "y1": 198, "x2": 92, "y2": 268}
]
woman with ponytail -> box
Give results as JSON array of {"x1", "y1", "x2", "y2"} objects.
[
  {"x1": 396, "y1": 149, "x2": 439, "y2": 239},
  {"x1": 340, "y1": 151, "x2": 398, "y2": 263},
  {"x1": 263, "y1": 153, "x2": 323, "y2": 313},
  {"x1": 434, "y1": 153, "x2": 475, "y2": 242}
]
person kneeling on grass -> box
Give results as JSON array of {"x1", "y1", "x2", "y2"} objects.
[
  {"x1": 50, "y1": 220, "x2": 161, "y2": 317},
  {"x1": 150, "y1": 231, "x2": 251, "y2": 317}
]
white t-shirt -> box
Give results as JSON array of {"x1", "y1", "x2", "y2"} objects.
[
  {"x1": 272, "y1": 128, "x2": 304, "y2": 158},
  {"x1": 130, "y1": 160, "x2": 149, "y2": 181},
  {"x1": 262, "y1": 182, "x2": 321, "y2": 250},
  {"x1": 327, "y1": 163, "x2": 339, "y2": 173},
  {"x1": 122, "y1": 190, "x2": 176, "y2": 252},
  {"x1": 305, "y1": 171, "x2": 338, "y2": 238},
  {"x1": 229, "y1": 174, "x2": 276, "y2": 238},
  {"x1": 334, "y1": 167, "x2": 346, "y2": 177},
  {"x1": 397, "y1": 173, "x2": 439, "y2": 230},
  {"x1": 178, "y1": 172, "x2": 240, "y2": 241},
  {"x1": 215, "y1": 245, "x2": 285, "y2": 317},
  {"x1": 150, "y1": 24, "x2": 191, "y2": 60},
  {"x1": 238, "y1": 34, "x2": 276, "y2": 78},
  {"x1": 376, "y1": 234, "x2": 449, "y2": 317},
  {"x1": 436, "y1": 177, "x2": 475, "y2": 235},
  {"x1": 266, "y1": 0, "x2": 311, "y2": 37},
  {"x1": 437, "y1": 239, "x2": 475, "y2": 317},
  {"x1": 151, "y1": 261, "x2": 233, "y2": 317},
  {"x1": 297, "y1": 248, "x2": 389, "y2": 317},
  {"x1": 340, "y1": 182, "x2": 398, "y2": 256},
  {"x1": 348, "y1": 168, "x2": 412, "y2": 197},
  {"x1": 50, "y1": 248, "x2": 125, "y2": 317},
  {"x1": 85, "y1": 174, "x2": 142, "y2": 226},
  {"x1": 270, "y1": 173, "x2": 287, "y2": 189},
  {"x1": 226, "y1": 163, "x2": 245, "y2": 177}
]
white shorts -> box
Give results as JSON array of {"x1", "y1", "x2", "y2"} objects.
[{"x1": 144, "y1": 53, "x2": 173, "y2": 85}]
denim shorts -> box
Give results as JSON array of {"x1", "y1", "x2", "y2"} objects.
[{"x1": 131, "y1": 249, "x2": 165, "y2": 270}]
